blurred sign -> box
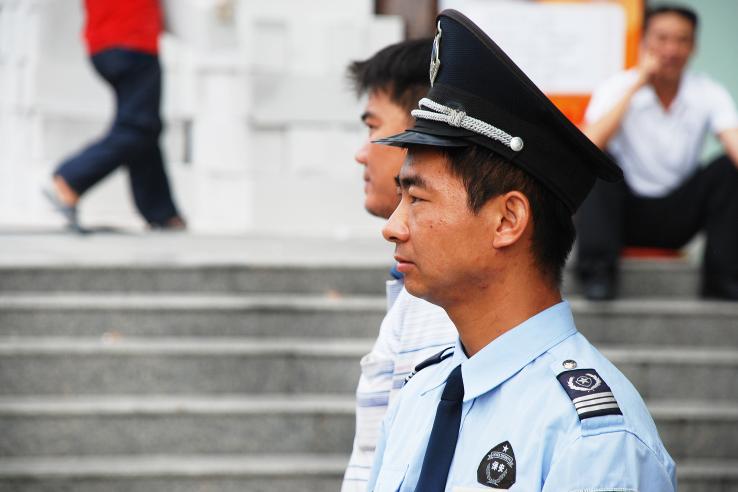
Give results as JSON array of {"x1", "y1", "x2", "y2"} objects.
[{"x1": 439, "y1": 0, "x2": 642, "y2": 124}]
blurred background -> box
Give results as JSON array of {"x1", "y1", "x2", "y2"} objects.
[
  {"x1": 0, "y1": 1, "x2": 737, "y2": 491},
  {"x1": 1, "y1": 0, "x2": 734, "y2": 236}
]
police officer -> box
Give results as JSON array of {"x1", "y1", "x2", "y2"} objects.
[{"x1": 366, "y1": 10, "x2": 676, "y2": 492}]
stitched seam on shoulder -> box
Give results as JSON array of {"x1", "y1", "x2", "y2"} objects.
[
  {"x1": 623, "y1": 428, "x2": 673, "y2": 476},
  {"x1": 549, "y1": 430, "x2": 671, "y2": 491},
  {"x1": 545, "y1": 429, "x2": 635, "y2": 484}
]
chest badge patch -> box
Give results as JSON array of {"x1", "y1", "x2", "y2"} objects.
[{"x1": 477, "y1": 441, "x2": 516, "y2": 489}]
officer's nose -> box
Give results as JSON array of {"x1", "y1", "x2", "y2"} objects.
[
  {"x1": 354, "y1": 138, "x2": 370, "y2": 166},
  {"x1": 382, "y1": 199, "x2": 409, "y2": 244}
]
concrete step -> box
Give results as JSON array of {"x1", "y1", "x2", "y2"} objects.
[
  {"x1": 0, "y1": 338, "x2": 736, "y2": 401},
  {"x1": 0, "y1": 456, "x2": 734, "y2": 492},
  {"x1": 650, "y1": 401, "x2": 738, "y2": 461},
  {"x1": 0, "y1": 396, "x2": 735, "y2": 460},
  {"x1": 0, "y1": 260, "x2": 699, "y2": 298},
  {"x1": 563, "y1": 259, "x2": 700, "y2": 298},
  {"x1": 0, "y1": 337, "x2": 367, "y2": 396},
  {"x1": 571, "y1": 298, "x2": 738, "y2": 347},
  {"x1": 0, "y1": 454, "x2": 347, "y2": 492},
  {"x1": 1, "y1": 294, "x2": 737, "y2": 346},
  {"x1": 0, "y1": 265, "x2": 390, "y2": 296},
  {"x1": 0, "y1": 294, "x2": 386, "y2": 338},
  {"x1": 677, "y1": 460, "x2": 738, "y2": 492},
  {"x1": 0, "y1": 395, "x2": 354, "y2": 457}
]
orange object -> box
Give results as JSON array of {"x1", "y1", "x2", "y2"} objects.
[
  {"x1": 537, "y1": 0, "x2": 643, "y2": 126},
  {"x1": 621, "y1": 247, "x2": 682, "y2": 259},
  {"x1": 548, "y1": 94, "x2": 592, "y2": 126}
]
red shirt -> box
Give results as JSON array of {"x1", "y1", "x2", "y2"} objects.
[{"x1": 83, "y1": 0, "x2": 162, "y2": 55}]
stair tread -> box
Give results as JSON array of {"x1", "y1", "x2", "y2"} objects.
[
  {"x1": 0, "y1": 454, "x2": 735, "y2": 478},
  {"x1": 0, "y1": 394, "x2": 355, "y2": 414},
  {"x1": 0, "y1": 395, "x2": 735, "y2": 418},
  {"x1": 677, "y1": 459, "x2": 738, "y2": 477},
  {"x1": 0, "y1": 293, "x2": 387, "y2": 310},
  {"x1": 0, "y1": 337, "x2": 375, "y2": 355},
  {"x1": 2, "y1": 293, "x2": 737, "y2": 319},
  {"x1": 1, "y1": 337, "x2": 737, "y2": 360},
  {"x1": 0, "y1": 454, "x2": 348, "y2": 477}
]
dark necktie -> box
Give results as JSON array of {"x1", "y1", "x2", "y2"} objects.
[{"x1": 414, "y1": 364, "x2": 464, "y2": 492}]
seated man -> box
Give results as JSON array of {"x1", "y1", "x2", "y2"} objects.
[
  {"x1": 341, "y1": 39, "x2": 458, "y2": 491},
  {"x1": 367, "y1": 10, "x2": 675, "y2": 491},
  {"x1": 578, "y1": 4, "x2": 738, "y2": 300}
]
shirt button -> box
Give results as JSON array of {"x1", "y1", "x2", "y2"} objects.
[{"x1": 562, "y1": 359, "x2": 577, "y2": 369}]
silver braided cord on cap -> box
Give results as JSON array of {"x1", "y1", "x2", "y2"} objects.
[{"x1": 411, "y1": 98, "x2": 524, "y2": 152}]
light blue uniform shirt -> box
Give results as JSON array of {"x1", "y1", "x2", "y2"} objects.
[{"x1": 367, "y1": 301, "x2": 676, "y2": 492}]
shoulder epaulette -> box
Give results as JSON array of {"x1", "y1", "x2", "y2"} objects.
[
  {"x1": 404, "y1": 347, "x2": 454, "y2": 385},
  {"x1": 556, "y1": 368, "x2": 622, "y2": 421}
]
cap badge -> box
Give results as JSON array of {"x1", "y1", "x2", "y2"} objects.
[{"x1": 429, "y1": 21, "x2": 442, "y2": 87}]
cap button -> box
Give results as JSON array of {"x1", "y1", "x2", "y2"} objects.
[
  {"x1": 562, "y1": 359, "x2": 577, "y2": 370},
  {"x1": 510, "y1": 137, "x2": 524, "y2": 152}
]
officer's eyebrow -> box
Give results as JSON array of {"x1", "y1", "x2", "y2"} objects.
[
  {"x1": 360, "y1": 111, "x2": 376, "y2": 123},
  {"x1": 396, "y1": 173, "x2": 428, "y2": 191}
]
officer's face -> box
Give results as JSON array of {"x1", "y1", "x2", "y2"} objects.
[
  {"x1": 382, "y1": 148, "x2": 500, "y2": 306},
  {"x1": 643, "y1": 12, "x2": 695, "y2": 82},
  {"x1": 355, "y1": 90, "x2": 412, "y2": 219}
]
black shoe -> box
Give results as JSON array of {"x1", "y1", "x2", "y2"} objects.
[
  {"x1": 148, "y1": 216, "x2": 187, "y2": 232},
  {"x1": 702, "y1": 276, "x2": 738, "y2": 301},
  {"x1": 582, "y1": 274, "x2": 616, "y2": 301},
  {"x1": 577, "y1": 262, "x2": 617, "y2": 301}
]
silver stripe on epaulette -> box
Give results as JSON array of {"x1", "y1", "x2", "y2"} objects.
[
  {"x1": 575, "y1": 397, "x2": 617, "y2": 409},
  {"x1": 577, "y1": 403, "x2": 621, "y2": 415},
  {"x1": 572, "y1": 391, "x2": 614, "y2": 404}
]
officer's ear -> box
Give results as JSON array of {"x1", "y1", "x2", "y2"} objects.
[{"x1": 486, "y1": 191, "x2": 531, "y2": 249}]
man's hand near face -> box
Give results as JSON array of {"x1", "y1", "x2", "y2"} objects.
[
  {"x1": 584, "y1": 49, "x2": 662, "y2": 150},
  {"x1": 636, "y1": 49, "x2": 661, "y2": 88}
]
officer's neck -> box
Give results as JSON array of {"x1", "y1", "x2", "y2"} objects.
[{"x1": 444, "y1": 266, "x2": 561, "y2": 358}]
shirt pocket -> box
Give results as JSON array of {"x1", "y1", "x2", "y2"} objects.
[{"x1": 374, "y1": 464, "x2": 409, "y2": 492}]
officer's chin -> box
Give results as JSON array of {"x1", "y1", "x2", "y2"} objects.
[{"x1": 405, "y1": 279, "x2": 443, "y2": 307}]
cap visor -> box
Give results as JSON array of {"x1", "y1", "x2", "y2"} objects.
[{"x1": 373, "y1": 130, "x2": 471, "y2": 148}]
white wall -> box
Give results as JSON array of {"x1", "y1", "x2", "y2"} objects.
[{"x1": 0, "y1": 0, "x2": 403, "y2": 235}]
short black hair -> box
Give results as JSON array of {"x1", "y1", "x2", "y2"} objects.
[
  {"x1": 348, "y1": 38, "x2": 432, "y2": 113},
  {"x1": 415, "y1": 145, "x2": 575, "y2": 287},
  {"x1": 644, "y1": 4, "x2": 698, "y2": 33}
]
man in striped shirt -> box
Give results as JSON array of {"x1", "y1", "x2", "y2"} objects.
[{"x1": 341, "y1": 39, "x2": 458, "y2": 491}]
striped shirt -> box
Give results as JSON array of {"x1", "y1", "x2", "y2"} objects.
[{"x1": 341, "y1": 278, "x2": 457, "y2": 491}]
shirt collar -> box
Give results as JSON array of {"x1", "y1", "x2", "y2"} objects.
[
  {"x1": 632, "y1": 72, "x2": 692, "y2": 113},
  {"x1": 422, "y1": 301, "x2": 577, "y2": 402}
]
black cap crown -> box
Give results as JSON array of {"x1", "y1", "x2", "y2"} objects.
[{"x1": 376, "y1": 9, "x2": 623, "y2": 212}]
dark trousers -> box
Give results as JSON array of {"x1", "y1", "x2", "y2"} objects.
[
  {"x1": 576, "y1": 155, "x2": 738, "y2": 294},
  {"x1": 55, "y1": 48, "x2": 180, "y2": 226}
]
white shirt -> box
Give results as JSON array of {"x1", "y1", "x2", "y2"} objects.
[
  {"x1": 341, "y1": 279, "x2": 458, "y2": 491},
  {"x1": 585, "y1": 69, "x2": 738, "y2": 197}
]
